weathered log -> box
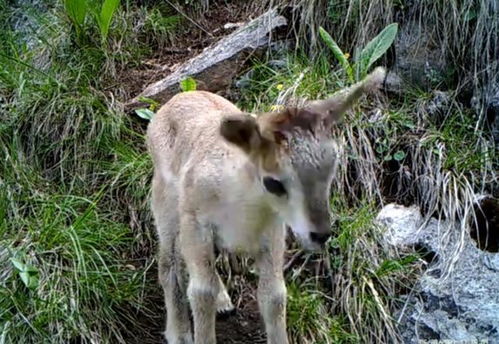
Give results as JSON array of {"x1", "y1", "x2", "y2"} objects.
[{"x1": 126, "y1": 9, "x2": 287, "y2": 110}]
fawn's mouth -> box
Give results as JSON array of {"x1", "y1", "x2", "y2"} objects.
[{"x1": 285, "y1": 225, "x2": 325, "y2": 252}]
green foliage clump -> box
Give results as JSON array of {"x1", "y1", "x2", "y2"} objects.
[
  {"x1": 63, "y1": 0, "x2": 121, "y2": 44},
  {"x1": 319, "y1": 23, "x2": 398, "y2": 82},
  {"x1": 0, "y1": 2, "x2": 163, "y2": 342}
]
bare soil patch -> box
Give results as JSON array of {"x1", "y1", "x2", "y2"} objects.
[{"x1": 119, "y1": 2, "x2": 255, "y2": 100}]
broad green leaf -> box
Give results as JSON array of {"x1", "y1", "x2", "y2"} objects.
[
  {"x1": 63, "y1": 0, "x2": 88, "y2": 28},
  {"x1": 10, "y1": 257, "x2": 25, "y2": 271},
  {"x1": 11, "y1": 258, "x2": 39, "y2": 289},
  {"x1": 319, "y1": 27, "x2": 353, "y2": 82},
  {"x1": 134, "y1": 108, "x2": 154, "y2": 121},
  {"x1": 393, "y1": 150, "x2": 406, "y2": 161},
  {"x1": 358, "y1": 23, "x2": 398, "y2": 78},
  {"x1": 180, "y1": 77, "x2": 197, "y2": 92},
  {"x1": 19, "y1": 271, "x2": 39, "y2": 289},
  {"x1": 98, "y1": 0, "x2": 120, "y2": 41},
  {"x1": 24, "y1": 263, "x2": 38, "y2": 273}
]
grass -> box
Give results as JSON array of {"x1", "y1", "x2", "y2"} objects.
[
  {"x1": 1, "y1": 0, "x2": 497, "y2": 343},
  {"x1": 0, "y1": 1, "x2": 165, "y2": 342},
  {"x1": 282, "y1": 199, "x2": 423, "y2": 343}
]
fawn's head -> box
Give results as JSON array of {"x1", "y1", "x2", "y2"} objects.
[{"x1": 220, "y1": 68, "x2": 386, "y2": 250}]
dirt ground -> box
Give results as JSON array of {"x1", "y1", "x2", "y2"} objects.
[
  {"x1": 138, "y1": 278, "x2": 266, "y2": 344},
  {"x1": 120, "y1": 2, "x2": 254, "y2": 101}
]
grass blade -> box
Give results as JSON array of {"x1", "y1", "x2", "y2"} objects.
[{"x1": 319, "y1": 26, "x2": 353, "y2": 82}]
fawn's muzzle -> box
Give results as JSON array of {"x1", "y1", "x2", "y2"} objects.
[{"x1": 309, "y1": 231, "x2": 331, "y2": 245}]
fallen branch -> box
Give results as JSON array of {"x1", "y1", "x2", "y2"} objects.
[{"x1": 126, "y1": 9, "x2": 287, "y2": 111}]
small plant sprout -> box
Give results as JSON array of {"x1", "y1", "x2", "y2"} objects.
[
  {"x1": 180, "y1": 76, "x2": 197, "y2": 92},
  {"x1": 10, "y1": 257, "x2": 39, "y2": 290}
]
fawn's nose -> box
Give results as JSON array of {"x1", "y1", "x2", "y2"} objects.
[{"x1": 309, "y1": 231, "x2": 331, "y2": 244}]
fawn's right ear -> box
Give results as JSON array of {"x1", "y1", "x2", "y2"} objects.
[{"x1": 220, "y1": 113, "x2": 264, "y2": 155}]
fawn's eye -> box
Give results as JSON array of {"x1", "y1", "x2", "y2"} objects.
[{"x1": 263, "y1": 177, "x2": 287, "y2": 197}]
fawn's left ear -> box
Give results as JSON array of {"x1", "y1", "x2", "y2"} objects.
[
  {"x1": 305, "y1": 67, "x2": 386, "y2": 126},
  {"x1": 220, "y1": 113, "x2": 264, "y2": 155}
]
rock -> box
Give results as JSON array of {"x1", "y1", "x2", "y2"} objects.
[
  {"x1": 9, "y1": 0, "x2": 51, "y2": 70},
  {"x1": 393, "y1": 20, "x2": 448, "y2": 90},
  {"x1": 383, "y1": 71, "x2": 405, "y2": 95},
  {"x1": 377, "y1": 203, "x2": 424, "y2": 248},
  {"x1": 377, "y1": 203, "x2": 499, "y2": 343},
  {"x1": 126, "y1": 9, "x2": 287, "y2": 111}
]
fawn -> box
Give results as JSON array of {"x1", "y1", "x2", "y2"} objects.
[{"x1": 147, "y1": 67, "x2": 386, "y2": 344}]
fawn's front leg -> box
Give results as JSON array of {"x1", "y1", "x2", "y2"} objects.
[
  {"x1": 257, "y1": 225, "x2": 289, "y2": 344},
  {"x1": 180, "y1": 213, "x2": 218, "y2": 344}
]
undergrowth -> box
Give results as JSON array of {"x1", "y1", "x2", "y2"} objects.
[{"x1": 0, "y1": 1, "x2": 169, "y2": 342}]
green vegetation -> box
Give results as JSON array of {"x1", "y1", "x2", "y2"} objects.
[
  {"x1": 319, "y1": 23, "x2": 398, "y2": 81},
  {"x1": 0, "y1": 1, "x2": 161, "y2": 342},
  {"x1": 1, "y1": 0, "x2": 496, "y2": 343},
  {"x1": 180, "y1": 76, "x2": 197, "y2": 92},
  {"x1": 63, "y1": 0, "x2": 122, "y2": 44}
]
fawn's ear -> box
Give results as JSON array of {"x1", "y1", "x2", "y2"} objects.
[
  {"x1": 306, "y1": 67, "x2": 386, "y2": 126},
  {"x1": 220, "y1": 113, "x2": 264, "y2": 155}
]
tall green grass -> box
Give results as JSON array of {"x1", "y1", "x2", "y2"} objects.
[{"x1": 0, "y1": 1, "x2": 178, "y2": 342}]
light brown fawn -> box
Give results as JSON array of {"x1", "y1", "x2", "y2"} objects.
[{"x1": 147, "y1": 67, "x2": 386, "y2": 344}]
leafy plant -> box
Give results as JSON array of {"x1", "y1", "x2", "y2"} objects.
[
  {"x1": 96, "y1": 0, "x2": 121, "y2": 42},
  {"x1": 138, "y1": 96, "x2": 160, "y2": 111},
  {"x1": 134, "y1": 96, "x2": 160, "y2": 121},
  {"x1": 144, "y1": 9, "x2": 181, "y2": 47},
  {"x1": 63, "y1": 0, "x2": 88, "y2": 37},
  {"x1": 134, "y1": 108, "x2": 154, "y2": 121},
  {"x1": 180, "y1": 77, "x2": 197, "y2": 92},
  {"x1": 62, "y1": 0, "x2": 121, "y2": 44},
  {"x1": 10, "y1": 257, "x2": 39, "y2": 289},
  {"x1": 319, "y1": 23, "x2": 398, "y2": 82},
  {"x1": 319, "y1": 27, "x2": 353, "y2": 81},
  {"x1": 356, "y1": 23, "x2": 398, "y2": 79}
]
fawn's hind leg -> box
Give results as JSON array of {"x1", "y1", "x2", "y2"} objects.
[
  {"x1": 215, "y1": 272, "x2": 234, "y2": 316},
  {"x1": 152, "y1": 176, "x2": 192, "y2": 344}
]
